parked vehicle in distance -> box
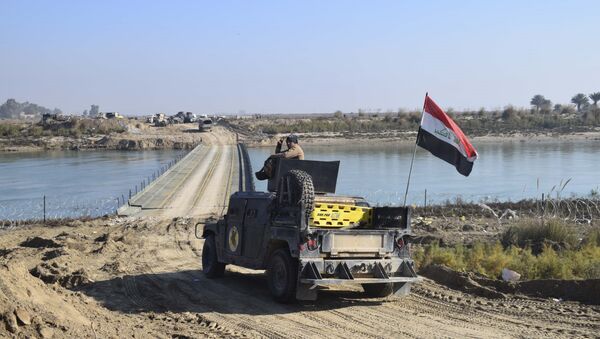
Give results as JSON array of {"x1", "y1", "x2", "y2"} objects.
[
  {"x1": 184, "y1": 112, "x2": 197, "y2": 123},
  {"x1": 199, "y1": 119, "x2": 213, "y2": 132},
  {"x1": 154, "y1": 113, "x2": 167, "y2": 127},
  {"x1": 105, "y1": 112, "x2": 124, "y2": 119}
]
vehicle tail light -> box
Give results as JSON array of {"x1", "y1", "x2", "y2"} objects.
[
  {"x1": 307, "y1": 238, "x2": 318, "y2": 251},
  {"x1": 396, "y1": 237, "x2": 405, "y2": 249}
]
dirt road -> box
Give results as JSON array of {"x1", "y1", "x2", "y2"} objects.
[
  {"x1": 2, "y1": 219, "x2": 598, "y2": 338},
  {"x1": 1, "y1": 127, "x2": 599, "y2": 338}
]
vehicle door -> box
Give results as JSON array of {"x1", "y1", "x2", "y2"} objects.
[
  {"x1": 224, "y1": 198, "x2": 245, "y2": 256},
  {"x1": 242, "y1": 198, "x2": 269, "y2": 259}
]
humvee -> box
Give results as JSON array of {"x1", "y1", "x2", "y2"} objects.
[
  {"x1": 198, "y1": 159, "x2": 421, "y2": 302},
  {"x1": 199, "y1": 119, "x2": 213, "y2": 132}
]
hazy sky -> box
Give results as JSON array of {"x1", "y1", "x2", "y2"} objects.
[{"x1": 1, "y1": 1, "x2": 599, "y2": 115}]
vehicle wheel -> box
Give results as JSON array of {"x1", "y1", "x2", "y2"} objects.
[
  {"x1": 267, "y1": 248, "x2": 298, "y2": 303},
  {"x1": 277, "y1": 169, "x2": 315, "y2": 216},
  {"x1": 362, "y1": 283, "x2": 394, "y2": 297},
  {"x1": 202, "y1": 234, "x2": 225, "y2": 278}
]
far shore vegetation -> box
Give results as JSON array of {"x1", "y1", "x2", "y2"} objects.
[
  {"x1": 2, "y1": 92, "x2": 600, "y2": 139},
  {"x1": 0, "y1": 117, "x2": 127, "y2": 138},
  {"x1": 231, "y1": 92, "x2": 600, "y2": 136}
]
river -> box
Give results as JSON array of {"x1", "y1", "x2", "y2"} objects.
[
  {"x1": 2, "y1": 141, "x2": 599, "y2": 221},
  {"x1": 0, "y1": 150, "x2": 184, "y2": 220},
  {"x1": 247, "y1": 140, "x2": 600, "y2": 206}
]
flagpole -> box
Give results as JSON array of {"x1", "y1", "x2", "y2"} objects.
[{"x1": 403, "y1": 92, "x2": 427, "y2": 207}]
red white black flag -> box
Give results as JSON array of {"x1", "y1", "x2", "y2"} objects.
[{"x1": 416, "y1": 94, "x2": 478, "y2": 176}]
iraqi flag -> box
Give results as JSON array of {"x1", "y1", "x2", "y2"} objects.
[{"x1": 416, "y1": 95, "x2": 478, "y2": 176}]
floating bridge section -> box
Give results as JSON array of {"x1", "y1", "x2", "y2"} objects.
[{"x1": 118, "y1": 143, "x2": 254, "y2": 217}]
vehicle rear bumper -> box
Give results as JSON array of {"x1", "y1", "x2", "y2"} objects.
[
  {"x1": 300, "y1": 276, "x2": 422, "y2": 285},
  {"x1": 298, "y1": 257, "x2": 420, "y2": 285},
  {"x1": 296, "y1": 257, "x2": 421, "y2": 300}
]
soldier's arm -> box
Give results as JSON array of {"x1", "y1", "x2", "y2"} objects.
[
  {"x1": 275, "y1": 138, "x2": 284, "y2": 153},
  {"x1": 282, "y1": 148, "x2": 301, "y2": 159}
]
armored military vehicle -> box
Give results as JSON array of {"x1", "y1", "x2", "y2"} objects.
[
  {"x1": 199, "y1": 159, "x2": 420, "y2": 302},
  {"x1": 154, "y1": 113, "x2": 167, "y2": 127}
]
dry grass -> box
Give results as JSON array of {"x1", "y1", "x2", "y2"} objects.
[
  {"x1": 501, "y1": 218, "x2": 578, "y2": 254},
  {"x1": 0, "y1": 118, "x2": 127, "y2": 138},
  {"x1": 414, "y1": 220, "x2": 600, "y2": 280},
  {"x1": 413, "y1": 240, "x2": 600, "y2": 280}
]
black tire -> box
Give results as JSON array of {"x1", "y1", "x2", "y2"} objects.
[
  {"x1": 267, "y1": 248, "x2": 298, "y2": 303},
  {"x1": 362, "y1": 283, "x2": 394, "y2": 298},
  {"x1": 202, "y1": 234, "x2": 225, "y2": 278},
  {"x1": 277, "y1": 169, "x2": 315, "y2": 216}
]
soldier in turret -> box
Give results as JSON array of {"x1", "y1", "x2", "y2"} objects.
[
  {"x1": 255, "y1": 134, "x2": 304, "y2": 180},
  {"x1": 271, "y1": 134, "x2": 304, "y2": 160}
]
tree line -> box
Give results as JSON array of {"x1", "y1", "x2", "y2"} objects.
[
  {"x1": 530, "y1": 92, "x2": 600, "y2": 113},
  {"x1": 0, "y1": 99, "x2": 62, "y2": 119}
]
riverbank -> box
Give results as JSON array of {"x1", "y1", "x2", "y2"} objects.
[
  {"x1": 242, "y1": 129, "x2": 600, "y2": 147},
  {"x1": 0, "y1": 122, "x2": 207, "y2": 153},
  {"x1": 3, "y1": 117, "x2": 600, "y2": 152},
  {"x1": 223, "y1": 110, "x2": 600, "y2": 147}
]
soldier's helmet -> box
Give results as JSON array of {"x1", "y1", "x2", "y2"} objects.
[{"x1": 286, "y1": 134, "x2": 299, "y2": 144}]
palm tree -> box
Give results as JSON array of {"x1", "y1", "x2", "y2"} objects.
[
  {"x1": 590, "y1": 92, "x2": 600, "y2": 106},
  {"x1": 530, "y1": 95, "x2": 547, "y2": 112},
  {"x1": 571, "y1": 93, "x2": 589, "y2": 112}
]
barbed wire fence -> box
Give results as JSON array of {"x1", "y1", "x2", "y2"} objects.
[
  {"x1": 115, "y1": 149, "x2": 191, "y2": 208},
  {"x1": 337, "y1": 187, "x2": 600, "y2": 223},
  {"x1": 0, "y1": 196, "x2": 117, "y2": 230},
  {"x1": 1, "y1": 147, "x2": 197, "y2": 229}
]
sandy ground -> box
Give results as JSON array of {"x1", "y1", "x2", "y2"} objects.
[
  {"x1": 1, "y1": 128, "x2": 599, "y2": 338},
  {"x1": 2, "y1": 218, "x2": 599, "y2": 338}
]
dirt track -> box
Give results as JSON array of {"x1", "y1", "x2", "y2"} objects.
[{"x1": 1, "y1": 128, "x2": 599, "y2": 338}]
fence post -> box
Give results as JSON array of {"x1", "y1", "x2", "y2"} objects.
[
  {"x1": 43, "y1": 195, "x2": 46, "y2": 223},
  {"x1": 129, "y1": 189, "x2": 132, "y2": 199},
  {"x1": 424, "y1": 189, "x2": 427, "y2": 209},
  {"x1": 541, "y1": 193, "x2": 545, "y2": 225}
]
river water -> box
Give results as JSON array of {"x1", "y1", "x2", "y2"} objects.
[
  {"x1": 247, "y1": 140, "x2": 600, "y2": 206},
  {"x1": 2, "y1": 141, "x2": 599, "y2": 221},
  {"x1": 0, "y1": 150, "x2": 184, "y2": 220}
]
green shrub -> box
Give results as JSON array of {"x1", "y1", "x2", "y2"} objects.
[
  {"x1": 0, "y1": 123, "x2": 22, "y2": 137},
  {"x1": 28, "y1": 126, "x2": 44, "y2": 137},
  {"x1": 414, "y1": 240, "x2": 600, "y2": 280},
  {"x1": 583, "y1": 228, "x2": 600, "y2": 247},
  {"x1": 501, "y1": 218, "x2": 577, "y2": 254}
]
